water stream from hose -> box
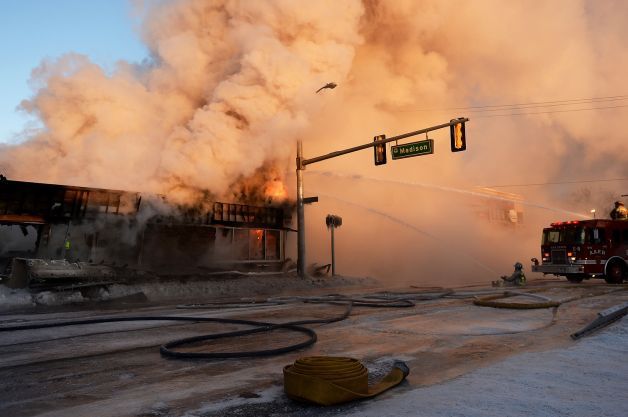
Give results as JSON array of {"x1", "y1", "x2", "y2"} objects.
[
  {"x1": 316, "y1": 192, "x2": 500, "y2": 275},
  {"x1": 310, "y1": 171, "x2": 590, "y2": 219}
]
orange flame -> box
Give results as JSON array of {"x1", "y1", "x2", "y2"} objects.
[{"x1": 265, "y1": 180, "x2": 288, "y2": 201}]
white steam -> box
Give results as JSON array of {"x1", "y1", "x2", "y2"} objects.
[
  {"x1": 1, "y1": 0, "x2": 364, "y2": 202},
  {"x1": 1, "y1": 0, "x2": 627, "y2": 283}
]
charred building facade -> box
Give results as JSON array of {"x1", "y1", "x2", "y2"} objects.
[{"x1": 0, "y1": 179, "x2": 292, "y2": 277}]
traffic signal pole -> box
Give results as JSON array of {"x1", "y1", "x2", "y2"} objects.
[
  {"x1": 296, "y1": 140, "x2": 306, "y2": 277},
  {"x1": 295, "y1": 118, "x2": 469, "y2": 278},
  {"x1": 330, "y1": 225, "x2": 335, "y2": 275}
]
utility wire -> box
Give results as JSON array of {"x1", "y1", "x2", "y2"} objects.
[
  {"x1": 472, "y1": 103, "x2": 628, "y2": 118},
  {"x1": 485, "y1": 178, "x2": 628, "y2": 188},
  {"x1": 465, "y1": 97, "x2": 628, "y2": 114},
  {"x1": 402, "y1": 94, "x2": 628, "y2": 112}
]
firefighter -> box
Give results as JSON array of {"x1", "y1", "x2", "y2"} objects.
[
  {"x1": 500, "y1": 262, "x2": 526, "y2": 286},
  {"x1": 63, "y1": 234, "x2": 71, "y2": 260},
  {"x1": 610, "y1": 201, "x2": 628, "y2": 220}
]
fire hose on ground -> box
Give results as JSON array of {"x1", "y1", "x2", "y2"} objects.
[
  {"x1": 0, "y1": 296, "x2": 424, "y2": 358},
  {"x1": 0, "y1": 298, "x2": 416, "y2": 405},
  {"x1": 283, "y1": 356, "x2": 410, "y2": 406},
  {"x1": 472, "y1": 285, "x2": 628, "y2": 309},
  {"x1": 472, "y1": 284, "x2": 628, "y2": 338},
  {"x1": 1, "y1": 285, "x2": 626, "y2": 405},
  {"x1": 1, "y1": 285, "x2": 624, "y2": 354},
  {"x1": 472, "y1": 291, "x2": 560, "y2": 309}
]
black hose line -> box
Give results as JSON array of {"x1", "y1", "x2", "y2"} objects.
[
  {"x1": 176, "y1": 301, "x2": 285, "y2": 309},
  {"x1": 162, "y1": 302, "x2": 354, "y2": 359},
  {"x1": 5, "y1": 285, "x2": 617, "y2": 359},
  {"x1": 0, "y1": 302, "x2": 357, "y2": 359},
  {"x1": 0, "y1": 315, "x2": 288, "y2": 332},
  {"x1": 364, "y1": 289, "x2": 455, "y2": 301},
  {"x1": 303, "y1": 298, "x2": 416, "y2": 308},
  {"x1": 160, "y1": 323, "x2": 318, "y2": 359}
]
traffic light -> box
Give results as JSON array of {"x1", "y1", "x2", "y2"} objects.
[
  {"x1": 450, "y1": 118, "x2": 467, "y2": 152},
  {"x1": 325, "y1": 214, "x2": 342, "y2": 228},
  {"x1": 374, "y1": 134, "x2": 387, "y2": 165}
]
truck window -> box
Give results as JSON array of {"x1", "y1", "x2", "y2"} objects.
[
  {"x1": 588, "y1": 227, "x2": 606, "y2": 244},
  {"x1": 543, "y1": 230, "x2": 560, "y2": 244},
  {"x1": 543, "y1": 227, "x2": 585, "y2": 244},
  {"x1": 564, "y1": 227, "x2": 585, "y2": 244}
]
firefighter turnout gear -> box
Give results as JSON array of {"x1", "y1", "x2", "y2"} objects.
[
  {"x1": 494, "y1": 262, "x2": 526, "y2": 287},
  {"x1": 610, "y1": 201, "x2": 628, "y2": 220}
]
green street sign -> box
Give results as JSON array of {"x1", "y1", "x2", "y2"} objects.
[{"x1": 391, "y1": 139, "x2": 434, "y2": 160}]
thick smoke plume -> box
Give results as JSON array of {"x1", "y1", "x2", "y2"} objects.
[
  {"x1": 0, "y1": 0, "x2": 363, "y2": 203},
  {"x1": 299, "y1": 0, "x2": 628, "y2": 284},
  {"x1": 1, "y1": 0, "x2": 627, "y2": 283}
]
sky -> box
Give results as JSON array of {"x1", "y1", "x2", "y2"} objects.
[
  {"x1": 0, "y1": 0, "x2": 148, "y2": 143},
  {"x1": 0, "y1": 0, "x2": 626, "y2": 283}
]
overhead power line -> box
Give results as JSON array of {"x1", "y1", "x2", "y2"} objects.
[
  {"x1": 464, "y1": 97, "x2": 628, "y2": 114},
  {"x1": 399, "y1": 94, "x2": 628, "y2": 117},
  {"x1": 472, "y1": 103, "x2": 628, "y2": 118},
  {"x1": 403, "y1": 94, "x2": 628, "y2": 113},
  {"x1": 485, "y1": 178, "x2": 628, "y2": 188}
]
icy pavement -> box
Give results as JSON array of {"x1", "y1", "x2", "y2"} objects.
[
  {"x1": 1, "y1": 282, "x2": 627, "y2": 417},
  {"x1": 176, "y1": 309, "x2": 628, "y2": 417},
  {"x1": 343, "y1": 316, "x2": 628, "y2": 417}
]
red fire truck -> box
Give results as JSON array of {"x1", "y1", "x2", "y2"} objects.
[{"x1": 531, "y1": 219, "x2": 628, "y2": 283}]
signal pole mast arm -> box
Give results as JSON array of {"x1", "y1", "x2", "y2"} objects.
[
  {"x1": 295, "y1": 117, "x2": 469, "y2": 278},
  {"x1": 300, "y1": 118, "x2": 469, "y2": 168}
]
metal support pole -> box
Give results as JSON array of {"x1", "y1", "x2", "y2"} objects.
[
  {"x1": 294, "y1": 119, "x2": 468, "y2": 279},
  {"x1": 331, "y1": 226, "x2": 335, "y2": 276},
  {"x1": 296, "y1": 140, "x2": 306, "y2": 278},
  {"x1": 301, "y1": 118, "x2": 469, "y2": 167}
]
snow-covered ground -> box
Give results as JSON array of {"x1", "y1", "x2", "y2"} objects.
[
  {"x1": 1, "y1": 279, "x2": 626, "y2": 417},
  {"x1": 0, "y1": 273, "x2": 378, "y2": 309},
  {"x1": 194, "y1": 316, "x2": 628, "y2": 417},
  {"x1": 343, "y1": 317, "x2": 628, "y2": 417}
]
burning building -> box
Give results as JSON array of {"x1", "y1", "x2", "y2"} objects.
[{"x1": 0, "y1": 178, "x2": 293, "y2": 287}]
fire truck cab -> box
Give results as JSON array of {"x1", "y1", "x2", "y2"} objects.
[{"x1": 531, "y1": 219, "x2": 628, "y2": 283}]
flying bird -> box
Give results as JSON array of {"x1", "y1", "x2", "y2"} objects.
[{"x1": 316, "y1": 82, "x2": 337, "y2": 93}]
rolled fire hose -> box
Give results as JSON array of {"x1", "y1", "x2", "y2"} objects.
[
  {"x1": 473, "y1": 291, "x2": 560, "y2": 309},
  {"x1": 473, "y1": 286, "x2": 628, "y2": 309},
  {"x1": 283, "y1": 356, "x2": 410, "y2": 406}
]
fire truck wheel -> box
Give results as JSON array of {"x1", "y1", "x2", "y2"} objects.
[{"x1": 604, "y1": 260, "x2": 626, "y2": 284}]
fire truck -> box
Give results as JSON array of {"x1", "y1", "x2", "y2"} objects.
[{"x1": 531, "y1": 219, "x2": 628, "y2": 283}]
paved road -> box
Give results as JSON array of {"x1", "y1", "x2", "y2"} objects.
[{"x1": 0, "y1": 282, "x2": 626, "y2": 417}]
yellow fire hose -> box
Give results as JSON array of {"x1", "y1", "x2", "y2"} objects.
[
  {"x1": 283, "y1": 356, "x2": 409, "y2": 406},
  {"x1": 473, "y1": 285, "x2": 628, "y2": 309},
  {"x1": 473, "y1": 291, "x2": 560, "y2": 309}
]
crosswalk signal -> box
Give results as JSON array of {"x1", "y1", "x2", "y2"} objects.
[
  {"x1": 450, "y1": 118, "x2": 467, "y2": 152},
  {"x1": 374, "y1": 134, "x2": 387, "y2": 165}
]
